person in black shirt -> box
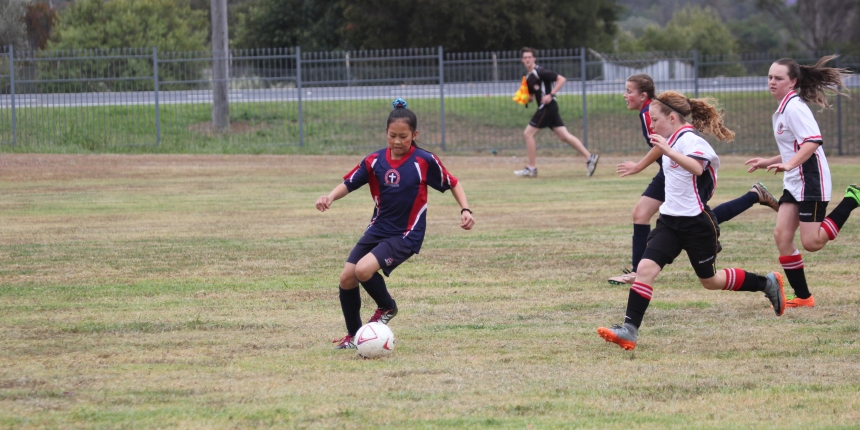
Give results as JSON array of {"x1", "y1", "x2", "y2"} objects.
[{"x1": 514, "y1": 47, "x2": 599, "y2": 178}]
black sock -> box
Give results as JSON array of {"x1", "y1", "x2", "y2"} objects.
[
  {"x1": 779, "y1": 254, "x2": 811, "y2": 299},
  {"x1": 339, "y1": 287, "x2": 363, "y2": 336},
  {"x1": 632, "y1": 224, "x2": 651, "y2": 272},
  {"x1": 625, "y1": 282, "x2": 652, "y2": 329},
  {"x1": 736, "y1": 272, "x2": 768, "y2": 292},
  {"x1": 712, "y1": 192, "x2": 758, "y2": 224},
  {"x1": 823, "y1": 197, "x2": 858, "y2": 236},
  {"x1": 360, "y1": 272, "x2": 395, "y2": 310}
]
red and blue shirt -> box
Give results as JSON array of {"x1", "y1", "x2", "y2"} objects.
[{"x1": 343, "y1": 145, "x2": 459, "y2": 253}]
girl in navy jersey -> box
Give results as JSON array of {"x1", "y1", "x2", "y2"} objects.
[
  {"x1": 598, "y1": 91, "x2": 786, "y2": 351},
  {"x1": 608, "y1": 74, "x2": 780, "y2": 286},
  {"x1": 745, "y1": 56, "x2": 859, "y2": 308},
  {"x1": 317, "y1": 99, "x2": 475, "y2": 349}
]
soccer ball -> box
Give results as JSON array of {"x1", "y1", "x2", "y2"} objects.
[{"x1": 355, "y1": 322, "x2": 395, "y2": 359}]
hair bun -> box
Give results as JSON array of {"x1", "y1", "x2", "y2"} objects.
[{"x1": 392, "y1": 98, "x2": 408, "y2": 109}]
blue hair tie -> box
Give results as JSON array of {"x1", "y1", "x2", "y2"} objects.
[{"x1": 392, "y1": 98, "x2": 407, "y2": 109}]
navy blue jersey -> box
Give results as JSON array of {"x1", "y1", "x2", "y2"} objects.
[
  {"x1": 343, "y1": 145, "x2": 459, "y2": 253},
  {"x1": 639, "y1": 99, "x2": 654, "y2": 147}
]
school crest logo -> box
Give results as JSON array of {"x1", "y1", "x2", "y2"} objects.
[
  {"x1": 385, "y1": 258, "x2": 394, "y2": 266},
  {"x1": 776, "y1": 122, "x2": 785, "y2": 135},
  {"x1": 670, "y1": 161, "x2": 680, "y2": 168},
  {"x1": 384, "y1": 169, "x2": 400, "y2": 187},
  {"x1": 534, "y1": 85, "x2": 540, "y2": 91}
]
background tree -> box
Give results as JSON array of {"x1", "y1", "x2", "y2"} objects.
[
  {"x1": 339, "y1": 0, "x2": 620, "y2": 52},
  {"x1": 24, "y1": 2, "x2": 56, "y2": 50},
  {"x1": 233, "y1": 0, "x2": 345, "y2": 50},
  {"x1": 0, "y1": 0, "x2": 31, "y2": 51},
  {"x1": 47, "y1": 0, "x2": 208, "y2": 91},
  {"x1": 756, "y1": 0, "x2": 858, "y2": 52}
]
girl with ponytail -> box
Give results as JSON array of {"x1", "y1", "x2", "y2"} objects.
[
  {"x1": 598, "y1": 91, "x2": 786, "y2": 351},
  {"x1": 745, "y1": 56, "x2": 859, "y2": 308},
  {"x1": 316, "y1": 99, "x2": 475, "y2": 350}
]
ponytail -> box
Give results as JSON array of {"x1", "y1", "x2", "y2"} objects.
[
  {"x1": 653, "y1": 91, "x2": 735, "y2": 142},
  {"x1": 775, "y1": 56, "x2": 851, "y2": 108}
]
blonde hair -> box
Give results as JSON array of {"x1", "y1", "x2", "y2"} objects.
[{"x1": 651, "y1": 91, "x2": 735, "y2": 142}]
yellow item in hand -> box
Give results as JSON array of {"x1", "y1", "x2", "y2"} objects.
[{"x1": 512, "y1": 76, "x2": 530, "y2": 106}]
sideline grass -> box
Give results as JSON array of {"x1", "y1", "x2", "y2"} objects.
[{"x1": 1, "y1": 154, "x2": 859, "y2": 428}]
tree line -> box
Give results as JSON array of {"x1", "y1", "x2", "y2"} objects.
[{"x1": 1, "y1": 0, "x2": 858, "y2": 56}]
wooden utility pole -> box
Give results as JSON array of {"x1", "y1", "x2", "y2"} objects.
[{"x1": 211, "y1": 0, "x2": 229, "y2": 132}]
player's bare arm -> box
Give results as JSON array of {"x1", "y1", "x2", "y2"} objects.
[{"x1": 316, "y1": 183, "x2": 349, "y2": 212}]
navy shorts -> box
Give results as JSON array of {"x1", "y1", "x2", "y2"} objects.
[
  {"x1": 778, "y1": 189, "x2": 828, "y2": 223},
  {"x1": 642, "y1": 166, "x2": 666, "y2": 202},
  {"x1": 346, "y1": 233, "x2": 415, "y2": 277},
  {"x1": 528, "y1": 101, "x2": 565, "y2": 129},
  {"x1": 642, "y1": 210, "x2": 721, "y2": 280}
]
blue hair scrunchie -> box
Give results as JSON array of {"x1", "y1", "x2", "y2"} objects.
[{"x1": 392, "y1": 98, "x2": 407, "y2": 109}]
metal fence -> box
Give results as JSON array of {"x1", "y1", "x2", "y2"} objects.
[{"x1": 1, "y1": 45, "x2": 859, "y2": 155}]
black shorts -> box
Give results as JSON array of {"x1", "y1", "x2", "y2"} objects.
[
  {"x1": 641, "y1": 210, "x2": 721, "y2": 279},
  {"x1": 346, "y1": 233, "x2": 415, "y2": 276},
  {"x1": 778, "y1": 189, "x2": 828, "y2": 223},
  {"x1": 528, "y1": 101, "x2": 565, "y2": 129},
  {"x1": 642, "y1": 166, "x2": 666, "y2": 202}
]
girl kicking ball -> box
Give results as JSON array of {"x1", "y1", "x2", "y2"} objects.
[{"x1": 316, "y1": 98, "x2": 475, "y2": 349}]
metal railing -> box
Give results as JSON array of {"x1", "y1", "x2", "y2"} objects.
[{"x1": 1, "y1": 46, "x2": 858, "y2": 155}]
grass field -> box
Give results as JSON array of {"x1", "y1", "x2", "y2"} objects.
[{"x1": 1, "y1": 153, "x2": 859, "y2": 428}]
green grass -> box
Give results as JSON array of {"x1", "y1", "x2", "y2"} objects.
[
  {"x1": 3, "y1": 91, "x2": 860, "y2": 155},
  {"x1": 1, "y1": 154, "x2": 859, "y2": 428}
]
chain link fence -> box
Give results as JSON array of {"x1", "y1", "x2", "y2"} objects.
[{"x1": 1, "y1": 46, "x2": 858, "y2": 155}]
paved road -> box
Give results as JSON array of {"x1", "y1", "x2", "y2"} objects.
[{"x1": 2, "y1": 76, "x2": 858, "y2": 108}]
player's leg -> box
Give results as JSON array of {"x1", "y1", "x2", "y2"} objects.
[
  {"x1": 356, "y1": 238, "x2": 412, "y2": 324},
  {"x1": 515, "y1": 125, "x2": 540, "y2": 177},
  {"x1": 609, "y1": 175, "x2": 663, "y2": 285},
  {"x1": 552, "y1": 126, "x2": 591, "y2": 158},
  {"x1": 334, "y1": 262, "x2": 362, "y2": 349},
  {"x1": 772, "y1": 201, "x2": 813, "y2": 307},
  {"x1": 810, "y1": 184, "x2": 860, "y2": 248},
  {"x1": 712, "y1": 182, "x2": 779, "y2": 224}
]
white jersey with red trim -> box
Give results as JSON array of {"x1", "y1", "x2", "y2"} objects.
[
  {"x1": 772, "y1": 90, "x2": 831, "y2": 201},
  {"x1": 660, "y1": 125, "x2": 720, "y2": 217}
]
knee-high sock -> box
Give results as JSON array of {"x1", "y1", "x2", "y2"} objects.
[
  {"x1": 780, "y1": 254, "x2": 811, "y2": 299},
  {"x1": 339, "y1": 287, "x2": 363, "y2": 336},
  {"x1": 360, "y1": 272, "x2": 395, "y2": 310},
  {"x1": 625, "y1": 282, "x2": 653, "y2": 329},
  {"x1": 722, "y1": 268, "x2": 768, "y2": 291},
  {"x1": 821, "y1": 198, "x2": 859, "y2": 240},
  {"x1": 632, "y1": 224, "x2": 651, "y2": 272},
  {"x1": 712, "y1": 192, "x2": 758, "y2": 224}
]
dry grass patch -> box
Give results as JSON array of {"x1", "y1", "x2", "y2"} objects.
[{"x1": 1, "y1": 154, "x2": 859, "y2": 428}]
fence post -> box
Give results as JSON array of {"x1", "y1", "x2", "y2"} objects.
[
  {"x1": 9, "y1": 45, "x2": 16, "y2": 146},
  {"x1": 438, "y1": 46, "x2": 446, "y2": 151},
  {"x1": 345, "y1": 52, "x2": 350, "y2": 87},
  {"x1": 580, "y1": 47, "x2": 587, "y2": 148},
  {"x1": 836, "y1": 52, "x2": 843, "y2": 155},
  {"x1": 153, "y1": 46, "x2": 161, "y2": 145},
  {"x1": 492, "y1": 53, "x2": 499, "y2": 82},
  {"x1": 693, "y1": 50, "x2": 699, "y2": 98},
  {"x1": 297, "y1": 46, "x2": 303, "y2": 149}
]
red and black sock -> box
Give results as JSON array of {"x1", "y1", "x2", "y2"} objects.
[
  {"x1": 624, "y1": 281, "x2": 653, "y2": 329},
  {"x1": 779, "y1": 254, "x2": 811, "y2": 299},
  {"x1": 360, "y1": 272, "x2": 395, "y2": 310},
  {"x1": 339, "y1": 286, "x2": 362, "y2": 336},
  {"x1": 820, "y1": 198, "x2": 859, "y2": 240},
  {"x1": 631, "y1": 224, "x2": 651, "y2": 272},
  {"x1": 722, "y1": 268, "x2": 767, "y2": 292}
]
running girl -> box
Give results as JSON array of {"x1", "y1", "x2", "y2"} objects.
[
  {"x1": 609, "y1": 74, "x2": 780, "y2": 285},
  {"x1": 598, "y1": 91, "x2": 786, "y2": 351},
  {"x1": 745, "y1": 56, "x2": 859, "y2": 308},
  {"x1": 316, "y1": 98, "x2": 475, "y2": 349}
]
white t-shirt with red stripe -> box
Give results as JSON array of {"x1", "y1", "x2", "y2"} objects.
[
  {"x1": 660, "y1": 125, "x2": 720, "y2": 217},
  {"x1": 772, "y1": 90, "x2": 831, "y2": 202}
]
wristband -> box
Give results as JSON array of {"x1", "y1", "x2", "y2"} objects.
[{"x1": 461, "y1": 208, "x2": 472, "y2": 214}]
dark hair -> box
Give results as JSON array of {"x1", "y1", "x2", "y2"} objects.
[
  {"x1": 387, "y1": 98, "x2": 420, "y2": 147},
  {"x1": 652, "y1": 91, "x2": 735, "y2": 142},
  {"x1": 627, "y1": 74, "x2": 655, "y2": 100},
  {"x1": 521, "y1": 47, "x2": 536, "y2": 57},
  {"x1": 774, "y1": 55, "x2": 851, "y2": 108}
]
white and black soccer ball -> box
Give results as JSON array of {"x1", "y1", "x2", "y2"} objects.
[{"x1": 355, "y1": 322, "x2": 395, "y2": 359}]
